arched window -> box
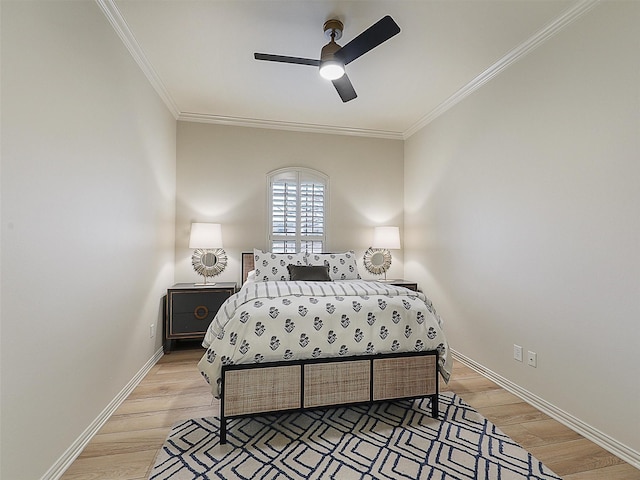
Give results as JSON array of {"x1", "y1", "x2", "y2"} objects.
[{"x1": 268, "y1": 167, "x2": 328, "y2": 253}]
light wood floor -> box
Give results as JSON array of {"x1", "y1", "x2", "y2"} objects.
[{"x1": 61, "y1": 347, "x2": 640, "y2": 480}]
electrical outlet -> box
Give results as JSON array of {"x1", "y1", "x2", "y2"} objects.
[
  {"x1": 527, "y1": 350, "x2": 537, "y2": 367},
  {"x1": 514, "y1": 344, "x2": 523, "y2": 362},
  {"x1": 150, "y1": 324, "x2": 155, "y2": 338}
]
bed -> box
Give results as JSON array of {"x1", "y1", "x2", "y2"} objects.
[{"x1": 197, "y1": 251, "x2": 452, "y2": 444}]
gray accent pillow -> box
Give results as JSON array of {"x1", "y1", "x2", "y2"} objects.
[{"x1": 287, "y1": 264, "x2": 332, "y2": 282}]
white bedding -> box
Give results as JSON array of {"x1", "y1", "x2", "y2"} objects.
[{"x1": 198, "y1": 280, "x2": 452, "y2": 397}]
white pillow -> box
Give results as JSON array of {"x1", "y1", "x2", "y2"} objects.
[
  {"x1": 244, "y1": 269, "x2": 256, "y2": 284},
  {"x1": 253, "y1": 249, "x2": 306, "y2": 281},
  {"x1": 306, "y1": 251, "x2": 361, "y2": 280}
]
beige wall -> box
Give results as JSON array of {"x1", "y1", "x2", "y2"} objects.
[
  {"x1": 404, "y1": 1, "x2": 639, "y2": 456},
  {"x1": 175, "y1": 122, "x2": 404, "y2": 284},
  {"x1": 3, "y1": 1, "x2": 639, "y2": 478},
  {"x1": 1, "y1": 2, "x2": 176, "y2": 479}
]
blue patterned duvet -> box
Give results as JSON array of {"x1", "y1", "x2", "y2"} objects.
[{"x1": 197, "y1": 280, "x2": 452, "y2": 397}]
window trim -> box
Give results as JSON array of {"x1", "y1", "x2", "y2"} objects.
[{"x1": 267, "y1": 167, "x2": 329, "y2": 253}]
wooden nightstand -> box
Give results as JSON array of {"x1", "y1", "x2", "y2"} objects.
[{"x1": 164, "y1": 282, "x2": 236, "y2": 353}]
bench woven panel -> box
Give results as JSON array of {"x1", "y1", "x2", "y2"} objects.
[
  {"x1": 303, "y1": 360, "x2": 370, "y2": 408},
  {"x1": 373, "y1": 355, "x2": 436, "y2": 401},
  {"x1": 224, "y1": 365, "x2": 301, "y2": 416}
]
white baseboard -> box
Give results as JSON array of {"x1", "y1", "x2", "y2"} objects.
[
  {"x1": 41, "y1": 347, "x2": 164, "y2": 480},
  {"x1": 39, "y1": 347, "x2": 639, "y2": 478},
  {"x1": 451, "y1": 349, "x2": 640, "y2": 470}
]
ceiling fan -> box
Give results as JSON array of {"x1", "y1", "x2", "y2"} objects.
[{"x1": 254, "y1": 15, "x2": 400, "y2": 103}]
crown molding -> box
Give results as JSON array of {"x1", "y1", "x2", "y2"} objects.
[
  {"x1": 96, "y1": 0, "x2": 180, "y2": 118},
  {"x1": 97, "y1": 0, "x2": 399, "y2": 139},
  {"x1": 178, "y1": 112, "x2": 404, "y2": 140},
  {"x1": 403, "y1": 0, "x2": 601, "y2": 139},
  {"x1": 98, "y1": 0, "x2": 599, "y2": 140}
]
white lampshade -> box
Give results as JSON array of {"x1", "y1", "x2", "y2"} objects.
[
  {"x1": 372, "y1": 226, "x2": 400, "y2": 250},
  {"x1": 189, "y1": 223, "x2": 223, "y2": 249}
]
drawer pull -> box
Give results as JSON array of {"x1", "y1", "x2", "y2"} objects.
[{"x1": 194, "y1": 305, "x2": 209, "y2": 320}]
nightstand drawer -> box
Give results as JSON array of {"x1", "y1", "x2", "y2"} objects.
[
  {"x1": 164, "y1": 283, "x2": 236, "y2": 352},
  {"x1": 169, "y1": 291, "x2": 230, "y2": 334}
]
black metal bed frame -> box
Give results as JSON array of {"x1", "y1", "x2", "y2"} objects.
[{"x1": 219, "y1": 350, "x2": 439, "y2": 444}]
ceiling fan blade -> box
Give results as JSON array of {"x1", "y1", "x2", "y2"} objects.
[
  {"x1": 254, "y1": 53, "x2": 320, "y2": 67},
  {"x1": 332, "y1": 74, "x2": 357, "y2": 102},
  {"x1": 335, "y1": 15, "x2": 400, "y2": 65}
]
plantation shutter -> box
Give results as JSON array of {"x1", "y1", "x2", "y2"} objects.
[
  {"x1": 269, "y1": 168, "x2": 327, "y2": 253},
  {"x1": 299, "y1": 180, "x2": 324, "y2": 253}
]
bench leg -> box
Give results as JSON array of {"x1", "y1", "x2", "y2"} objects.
[
  {"x1": 220, "y1": 417, "x2": 227, "y2": 444},
  {"x1": 431, "y1": 394, "x2": 439, "y2": 418}
]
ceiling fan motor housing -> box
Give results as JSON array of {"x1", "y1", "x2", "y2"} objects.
[
  {"x1": 320, "y1": 39, "x2": 341, "y2": 61},
  {"x1": 319, "y1": 19, "x2": 345, "y2": 80}
]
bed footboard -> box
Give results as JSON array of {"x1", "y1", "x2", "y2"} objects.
[{"x1": 220, "y1": 350, "x2": 439, "y2": 444}]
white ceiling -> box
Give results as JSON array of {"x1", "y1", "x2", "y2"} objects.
[{"x1": 105, "y1": 0, "x2": 592, "y2": 139}]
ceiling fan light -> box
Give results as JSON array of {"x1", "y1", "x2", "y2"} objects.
[{"x1": 319, "y1": 60, "x2": 345, "y2": 80}]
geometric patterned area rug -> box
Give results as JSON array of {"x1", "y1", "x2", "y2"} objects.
[{"x1": 148, "y1": 391, "x2": 561, "y2": 480}]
